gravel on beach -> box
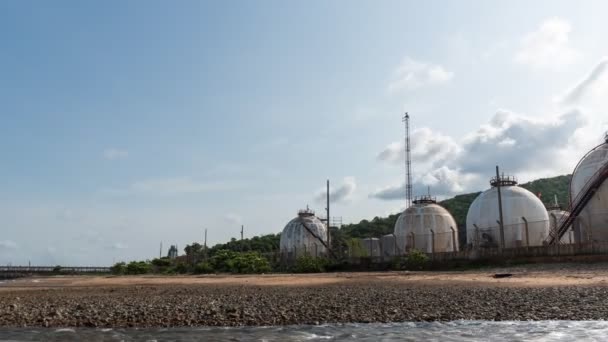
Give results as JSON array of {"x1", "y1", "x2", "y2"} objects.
[{"x1": 1, "y1": 279, "x2": 608, "y2": 327}]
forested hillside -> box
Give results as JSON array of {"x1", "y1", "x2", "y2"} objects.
[{"x1": 338, "y1": 174, "x2": 571, "y2": 245}]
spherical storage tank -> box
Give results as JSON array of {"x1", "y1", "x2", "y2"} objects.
[
  {"x1": 570, "y1": 137, "x2": 608, "y2": 242},
  {"x1": 280, "y1": 208, "x2": 328, "y2": 257},
  {"x1": 466, "y1": 175, "x2": 549, "y2": 248},
  {"x1": 548, "y1": 207, "x2": 573, "y2": 244},
  {"x1": 394, "y1": 197, "x2": 459, "y2": 254}
]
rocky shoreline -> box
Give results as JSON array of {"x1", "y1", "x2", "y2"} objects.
[{"x1": 1, "y1": 280, "x2": 608, "y2": 327}]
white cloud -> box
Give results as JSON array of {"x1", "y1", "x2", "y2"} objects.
[
  {"x1": 372, "y1": 108, "x2": 588, "y2": 200},
  {"x1": 369, "y1": 183, "x2": 404, "y2": 201},
  {"x1": 103, "y1": 148, "x2": 129, "y2": 160},
  {"x1": 223, "y1": 213, "x2": 242, "y2": 226},
  {"x1": 514, "y1": 18, "x2": 580, "y2": 69},
  {"x1": 111, "y1": 242, "x2": 128, "y2": 250},
  {"x1": 457, "y1": 109, "x2": 585, "y2": 174},
  {"x1": 369, "y1": 166, "x2": 479, "y2": 201},
  {"x1": 387, "y1": 57, "x2": 453, "y2": 93},
  {"x1": 0, "y1": 240, "x2": 18, "y2": 250},
  {"x1": 315, "y1": 177, "x2": 357, "y2": 204},
  {"x1": 562, "y1": 58, "x2": 608, "y2": 104},
  {"x1": 377, "y1": 127, "x2": 461, "y2": 169}
]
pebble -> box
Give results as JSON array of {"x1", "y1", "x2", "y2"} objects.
[{"x1": 0, "y1": 283, "x2": 607, "y2": 327}]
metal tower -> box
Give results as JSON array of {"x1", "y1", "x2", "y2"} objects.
[{"x1": 403, "y1": 112, "x2": 413, "y2": 208}]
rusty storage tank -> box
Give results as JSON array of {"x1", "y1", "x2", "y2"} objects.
[
  {"x1": 466, "y1": 175, "x2": 549, "y2": 248},
  {"x1": 394, "y1": 196, "x2": 459, "y2": 253},
  {"x1": 279, "y1": 207, "x2": 328, "y2": 257}
]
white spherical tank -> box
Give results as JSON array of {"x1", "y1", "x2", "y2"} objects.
[
  {"x1": 570, "y1": 141, "x2": 608, "y2": 242},
  {"x1": 394, "y1": 197, "x2": 459, "y2": 254},
  {"x1": 466, "y1": 176, "x2": 549, "y2": 248},
  {"x1": 280, "y1": 208, "x2": 328, "y2": 257},
  {"x1": 548, "y1": 208, "x2": 573, "y2": 244}
]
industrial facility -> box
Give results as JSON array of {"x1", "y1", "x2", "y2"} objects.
[
  {"x1": 466, "y1": 174, "x2": 549, "y2": 248},
  {"x1": 276, "y1": 113, "x2": 608, "y2": 264},
  {"x1": 279, "y1": 207, "x2": 329, "y2": 258},
  {"x1": 394, "y1": 196, "x2": 459, "y2": 253}
]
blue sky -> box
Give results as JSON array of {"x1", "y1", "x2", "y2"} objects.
[{"x1": 2, "y1": 1, "x2": 608, "y2": 265}]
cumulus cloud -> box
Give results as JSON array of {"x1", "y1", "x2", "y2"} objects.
[
  {"x1": 457, "y1": 109, "x2": 585, "y2": 174},
  {"x1": 0, "y1": 240, "x2": 18, "y2": 250},
  {"x1": 387, "y1": 57, "x2": 453, "y2": 93},
  {"x1": 371, "y1": 108, "x2": 587, "y2": 200},
  {"x1": 369, "y1": 183, "x2": 404, "y2": 201},
  {"x1": 562, "y1": 58, "x2": 608, "y2": 104},
  {"x1": 369, "y1": 166, "x2": 478, "y2": 200},
  {"x1": 377, "y1": 128, "x2": 461, "y2": 169},
  {"x1": 514, "y1": 18, "x2": 580, "y2": 69},
  {"x1": 103, "y1": 148, "x2": 129, "y2": 160},
  {"x1": 315, "y1": 177, "x2": 357, "y2": 204}
]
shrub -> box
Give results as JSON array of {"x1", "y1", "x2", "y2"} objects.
[
  {"x1": 151, "y1": 258, "x2": 172, "y2": 267},
  {"x1": 52, "y1": 265, "x2": 62, "y2": 274},
  {"x1": 125, "y1": 261, "x2": 152, "y2": 275},
  {"x1": 193, "y1": 261, "x2": 214, "y2": 274},
  {"x1": 209, "y1": 250, "x2": 271, "y2": 274},
  {"x1": 293, "y1": 256, "x2": 329, "y2": 273},
  {"x1": 404, "y1": 249, "x2": 429, "y2": 270},
  {"x1": 230, "y1": 252, "x2": 271, "y2": 274},
  {"x1": 174, "y1": 262, "x2": 190, "y2": 274},
  {"x1": 110, "y1": 262, "x2": 127, "y2": 275},
  {"x1": 210, "y1": 249, "x2": 237, "y2": 272}
]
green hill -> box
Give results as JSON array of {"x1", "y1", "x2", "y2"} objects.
[{"x1": 338, "y1": 174, "x2": 572, "y2": 246}]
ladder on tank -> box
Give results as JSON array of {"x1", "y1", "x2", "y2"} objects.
[{"x1": 545, "y1": 148, "x2": 608, "y2": 245}]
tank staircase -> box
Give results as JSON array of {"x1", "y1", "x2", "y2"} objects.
[
  {"x1": 297, "y1": 217, "x2": 337, "y2": 259},
  {"x1": 545, "y1": 145, "x2": 608, "y2": 245}
]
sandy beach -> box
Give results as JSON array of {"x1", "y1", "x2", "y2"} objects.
[{"x1": 1, "y1": 263, "x2": 608, "y2": 327}]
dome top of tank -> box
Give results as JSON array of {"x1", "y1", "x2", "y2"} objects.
[
  {"x1": 412, "y1": 195, "x2": 437, "y2": 205},
  {"x1": 297, "y1": 206, "x2": 316, "y2": 217},
  {"x1": 489, "y1": 174, "x2": 518, "y2": 187}
]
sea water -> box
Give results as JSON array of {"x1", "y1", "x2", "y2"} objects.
[{"x1": 0, "y1": 321, "x2": 606, "y2": 341}]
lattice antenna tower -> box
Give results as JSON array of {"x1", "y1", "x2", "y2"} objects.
[{"x1": 402, "y1": 112, "x2": 413, "y2": 208}]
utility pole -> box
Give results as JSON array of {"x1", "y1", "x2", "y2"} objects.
[
  {"x1": 159, "y1": 241, "x2": 162, "y2": 259},
  {"x1": 326, "y1": 179, "x2": 331, "y2": 247},
  {"x1": 204, "y1": 228, "x2": 208, "y2": 259},
  {"x1": 496, "y1": 165, "x2": 505, "y2": 249},
  {"x1": 403, "y1": 112, "x2": 413, "y2": 208},
  {"x1": 240, "y1": 225, "x2": 244, "y2": 252}
]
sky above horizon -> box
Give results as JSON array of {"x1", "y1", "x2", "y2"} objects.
[{"x1": 2, "y1": 1, "x2": 608, "y2": 265}]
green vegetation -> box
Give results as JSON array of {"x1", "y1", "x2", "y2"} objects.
[
  {"x1": 292, "y1": 255, "x2": 329, "y2": 273},
  {"x1": 404, "y1": 249, "x2": 429, "y2": 270},
  {"x1": 109, "y1": 262, "x2": 126, "y2": 275},
  {"x1": 110, "y1": 250, "x2": 271, "y2": 275},
  {"x1": 126, "y1": 261, "x2": 152, "y2": 275},
  {"x1": 391, "y1": 249, "x2": 430, "y2": 270}
]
